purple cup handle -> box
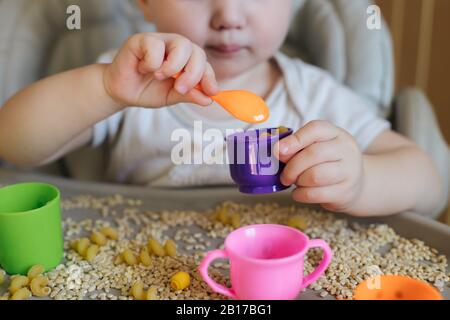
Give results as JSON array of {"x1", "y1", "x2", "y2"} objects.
[
  {"x1": 301, "y1": 239, "x2": 333, "y2": 289},
  {"x1": 199, "y1": 250, "x2": 237, "y2": 299}
]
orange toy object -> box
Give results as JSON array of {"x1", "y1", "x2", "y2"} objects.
[
  {"x1": 354, "y1": 275, "x2": 443, "y2": 300},
  {"x1": 172, "y1": 73, "x2": 270, "y2": 124}
]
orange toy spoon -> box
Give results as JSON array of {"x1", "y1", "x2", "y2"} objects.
[{"x1": 172, "y1": 74, "x2": 270, "y2": 124}]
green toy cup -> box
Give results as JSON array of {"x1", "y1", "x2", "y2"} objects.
[{"x1": 0, "y1": 182, "x2": 63, "y2": 275}]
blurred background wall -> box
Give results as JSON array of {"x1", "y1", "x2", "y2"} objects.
[{"x1": 376, "y1": 0, "x2": 449, "y2": 223}]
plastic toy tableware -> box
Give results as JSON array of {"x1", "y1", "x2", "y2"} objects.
[
  {"x1": 354, "y1": 275, "x2": 443, "y2": 300},
  {"x1": 225, "y1": 127, "x2": 293, "y2": 194},
  {"x1": 172, "y1": 74, "x2": 270, "y2": 124},
  {"x1": 199, "y1": 224, "x2": 333, "y2": 300},
  {"x1": 0, "y1": 182, "x2": 64, "y2": 275}
]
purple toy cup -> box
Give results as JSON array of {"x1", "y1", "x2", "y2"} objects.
[{"x1": 225, "y1": 128, "x2": 293, "y2": 194}]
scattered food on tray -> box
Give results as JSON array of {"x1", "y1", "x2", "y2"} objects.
[{"x1": 0, "y1": 194, "x2": 448, "y2": 300}]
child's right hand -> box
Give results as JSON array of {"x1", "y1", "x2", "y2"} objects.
[{"x1": 103, "y1": 33, "x2": 219, "y2": 109}]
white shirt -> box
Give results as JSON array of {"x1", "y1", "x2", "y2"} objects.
[{"x1": 91, "y1": 51, "x2": 390, "y2": 186}]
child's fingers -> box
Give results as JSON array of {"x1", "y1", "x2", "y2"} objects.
[
  {"x1": 201, "y1": 63, "x2": 220, "y2": 97},
  {"x1": 174, "y1": 45, "x2": 207, "y2": 95},
  {"x1": 167, "y1": 88, "x2": 213, "y2": 107},
  {"x1": 275, "y1": 120, "x2": 339, "y2": 163},
  {"x1": 137, "y1": 36, "x2": 166, "y2": 74},
  {"x1": 296, "y1": 161, "x2": 345, "y2": 187},
  {"x1": 154, "y1": 36, "x2": 193, "y2": 80},
  {"x1": 280, "y1": 140, "x2": 342, "y2": 186},
  {"x1": 291, "y1": 184, "x2": 345, "y2": 205}
]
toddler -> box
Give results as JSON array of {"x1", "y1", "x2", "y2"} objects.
[{"x1": 0, "y1": 0, "x2": 443, "y2": 217}]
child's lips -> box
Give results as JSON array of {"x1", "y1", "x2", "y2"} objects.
[{"x1": 207, "y1": 44, "x2": 246, "y2": 57}]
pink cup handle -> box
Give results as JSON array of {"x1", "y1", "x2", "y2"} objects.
[
  {"x1": 301, "y1": 239, "x2": 333, "y2": 289},
  {"x1": 199, "y1": 249, "x2": 237, "y2": 299}
]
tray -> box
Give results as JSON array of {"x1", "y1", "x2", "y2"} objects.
[{"x1": 0, "y1": 168, "x2": 449, "y2": 300}]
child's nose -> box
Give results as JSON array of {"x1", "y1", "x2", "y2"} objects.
[{"x1": 211, "y1": 0, "x2": 246, "y2": 31}]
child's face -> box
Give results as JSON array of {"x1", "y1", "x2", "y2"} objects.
[{"x1": 138, "y1": 0, "x2": 292, "y2": 80}]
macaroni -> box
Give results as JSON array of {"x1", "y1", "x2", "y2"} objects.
[
  {"x1": 100, "y1": 227, "x2": 118, "y2": 240},
  {"x1": 85, "y1": 244, "x2": 100, "y2": 262},
  {"x1": 164, "y1": 240, "x2": 177, "y2": 258},
  {"x1": 287, "y1": 215, "x2": 308, "y2": 231},
  {"x1": 30, "y1": 275, "x2": 51, "y2": 297},
  {"x1": 9, "y1": 275, "x2": 29, "y2": 294},
  {"x1": 10, "y1": 287, "x2": 31, "y2": 300},
  {"x1": 139, "y1": 249, "x2": 152, "y2": 266},
  {"x1": 0, "y1": 269, "x2": 5, "y2": 285},
  {"x1": 130, "y1": 281, "x2": 145, "y2": 300},
  {"x1": 27, "y1": 264, "x2": 44, "y2": 280},
  {"x1": 148, "y1": 238, "x2": 165, "y2": 257},
  {"x1": 122, "y1": 249, "x2": 138, "y2": 266},
  {"x1": 230, "y1": 213, "x2": 241, "y2": 229},
  {"x1": 171, "y1": 272, "x2": 190, "y2": 291},
  {"x1": 145, "y1": 287, "x2": 158, "y2": 300},
  {"x1": 76, "y1": 237, "x2": 91, "y2": 257},
  {"x1": 90, "y1": 231, "x2": 107, "y2": 246}
]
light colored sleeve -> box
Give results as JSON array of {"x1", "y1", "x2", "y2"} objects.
[
  {"x1": 91, "y1": 50, "x2": 125, "y2": 148},
  {"x1": 292, "y1": 61, "x2": 391, "y2": 151}
]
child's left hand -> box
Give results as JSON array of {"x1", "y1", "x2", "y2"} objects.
[{"x1": 275, "y1": 120, "x2": 365, "y2": 213}]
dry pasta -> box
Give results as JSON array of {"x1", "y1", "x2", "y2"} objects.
[
  {"x1": 122, "y1": 249, "x2": 138, "y2": 266},
  {"x1": 90, "y1": 232, "x2": 107, "y2": 246},
  {"x1": 145, "y1": 287, "x2": 158, "y2": 300},
  {"x1": 164, "y1": 240, "x2": 177, "y2": 258},
  {"x1": 171, "y1": 272, "x2": 190, "y2": 291},
  {"x1": 287, "y1": 215, "x2": 308, "y2": 231},
  {"x1": 230, "y1": 213, "x2": 241, "y2": 229},
  {"x1": 148, "y1": 238, "x2": 165, "y2": 257},
  {"x1": 30, "y1": 275, "x2": 51, "y2": 297},
  {"x1": 9, "y1": 275, "x2": 29, "y2": 294},
  {"x1": 85, "y1": 245, "x2": 100, "y2": 262},
  {"x1": 27, "y1": 264, "x2": 44, "y2": 280},
  {"x1": 0, "y1": 269, "x2": 5, "y2": 285},
  {"x1": 139, "y1": 249, "x2": 152, "y2": 266},
  {"x1": 100, "y1": 227, "x2": 118, "y2": 240},
  {"x1": 76, "y1": 238, "x2": 91, "y2": 257},
  {"x1": 130, "y1": 281, "x2": 145, "y2": 300},
  {"x1": 114, "y1": 254, "x2": 124, "y2": 265},
  {"x1": 10, "y1": 287, "x2": 31, "y2": 300},
  {"x1": 217, "y1": 208, "x2": 229, "y2": 225}
]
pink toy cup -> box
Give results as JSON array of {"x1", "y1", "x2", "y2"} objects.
[{"x1": 199, "y1": 224, "x2": 332, "y2": 300}]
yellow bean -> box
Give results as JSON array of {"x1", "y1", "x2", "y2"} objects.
[
  {"x1": 164, "y1": 240, "x2": 177, "y2": 258},
  {"x1": 139, "y1": 249, "x2": 152, "y2": 266},
  {"x1": 122, "y1": 249, "x2": 138, "y2": 265},
  {"x1": 171, "y1": 272, "x2": 190, "y2": 291},
  {"x1": 0, "y1": 269, "x2": 5, "y2": 285},
  {"x1": 100, "y1": 227, "x2": 118, "y2": 240},
  {"x1": 130, "y1": 281, "x2": 145, "y2": 300},
  {"x1": 27, "y1": 264, "x2": 45, "y2": 280},
  {"x1": 9, "y1": 275, "x2": 29, "y2": 294},
  {"x1": 30, "y1": 275, "x2": 51, "y2": 297},
  {"x1": 148, "y1": 238, "x2": 165, "y2": 257},
  {"x1": 85, "y1": 245, "x2": 100, "y2": 262},
  {"x1": 90, "y1": 232, "x2": 107, "y2": 246},
  {"x1": 77, "y1": 238, "x2": 91, "y2": 257},
  {"x1": 10, "y1": 287, "x2": 31, "y2": 300}
]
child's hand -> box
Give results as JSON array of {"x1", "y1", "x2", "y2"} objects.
[
  {"x1": 276, "y1": 121, "x2": 365, "y2": 213},
  {"x1": 103, "y1": 33, "x2": 219, "y2": 109}
]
